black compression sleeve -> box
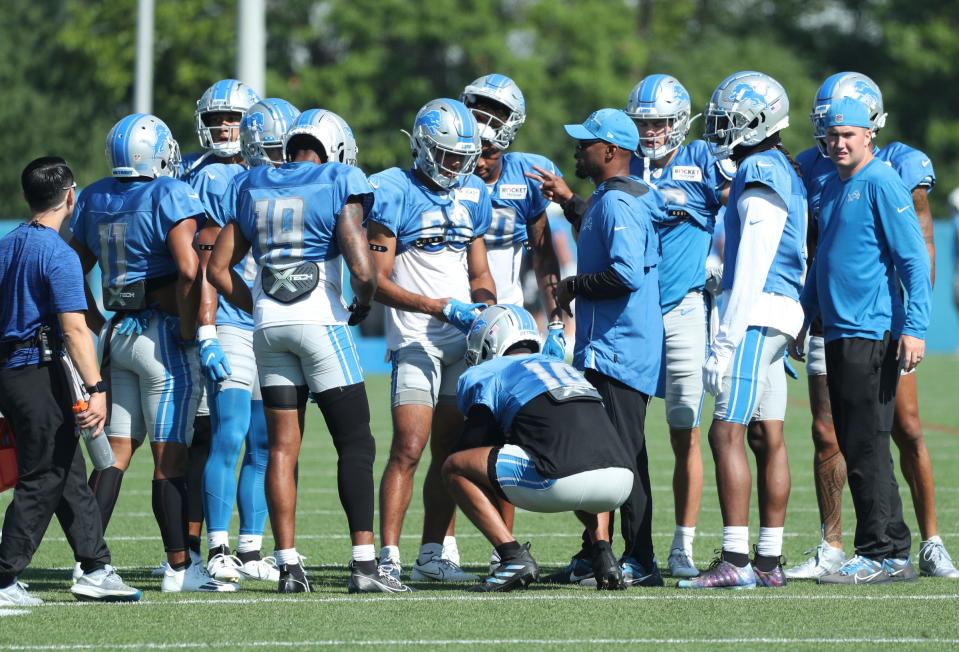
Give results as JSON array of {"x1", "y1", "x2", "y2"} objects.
[
  {"x1": 455, "y1": 405, "x2": 505, "y2": 453},
  {"x1": 569, "y1": 267, "x2": 631, "y2": 300},
  {"x1": 561, "y1": 195, "x2": 588, "y2": 228}
]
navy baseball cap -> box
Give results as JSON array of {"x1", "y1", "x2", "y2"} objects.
[
  {"x1": 564, "y1": 108, "x2": 639, "y2": 151},
  {"x1": 824, "y1": 97, "x2": 872, "y2": 129}
]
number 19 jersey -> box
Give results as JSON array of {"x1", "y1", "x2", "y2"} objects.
[{"x1": 227, "y1": 161, "x2": 374, "y2": 329}]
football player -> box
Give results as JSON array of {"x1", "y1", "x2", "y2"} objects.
[
  {"x1": 444, "y1": 305, "x2": 634, "y2": 592},
  {"x1": 70, "y1": 114, "x2": 234, "y2": 592},
  {"x1": 194, "y1": 98, "x2": 300, "y2": 584},
  {"x1": 366, "y1": 98, "x2": 495, "y2": 583},
  {"x1": 680, "y1": 72, "x2": 807, "y2": 589},
  {"x1": 208, "y1": 109, "x2": 411, "y2": 594},
  {"x1": 786, "y1": 72, "x2": 958, "y2": 580}
]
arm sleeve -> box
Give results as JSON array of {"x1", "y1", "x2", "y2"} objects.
[
  {"x1": 455, "y1": 404, "x2": 505, "y2": 452},
  {"x1": 712, "y1": 186, "x2": 787, "y2": 358},
  {"x1": 561, "y1": 195, "x2": 588, "y2": 227},
  {"x1": 875, "y1": 182, "x2": 932, "y2": 338},
  {"x1": 571, "y1": 268, "x2": 630, "y2": 300}
]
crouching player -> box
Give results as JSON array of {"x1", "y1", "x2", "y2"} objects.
[{"x1": 442, "y1": 305, "x2": 634, "y2": 592}]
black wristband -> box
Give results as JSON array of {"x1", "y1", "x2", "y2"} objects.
[{"x1": 85, "y1": 380, "x2": 108, "y2": 395}]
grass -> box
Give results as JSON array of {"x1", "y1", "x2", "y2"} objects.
[{"x1": 2, "y1": 356, "x2": 959, "y2": 650}]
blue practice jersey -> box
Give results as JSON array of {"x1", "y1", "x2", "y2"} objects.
[
  {"x1": 630, "y1": 141, "x2": 731, "y2": 313},
  {"x1": 179, "y1": 151, "x2": 219, "y2": 184},
  {"x1": 190, "y1": 162, "x2": 255, "y2": 330},
  {"x1": 71, "y1": 176, "x2": 204, "y2": 301},
  {"x1": 796, "y1": 147, "x2": 835, "y2": 229},
  {"x1": 457, "y1": 353, "x2": 598, "y2": 433},
  {"x1": 802, "y1": 158, "x2": 931, "y2": 342},
  {"x1": 367, "y1": 168, "x2": 492, "y2": 349},
  {"x1": 484, "y1": 152, "x2": 559, "y2": 248},
  {"x1": 573, "y1": 177, "x2": 664, "y2": 396},
  {"x1": 722, "y1": 149, "x2": 806, "y2": 301}
]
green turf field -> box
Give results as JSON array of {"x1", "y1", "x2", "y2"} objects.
[{"x1": 2, "y1": 356, "x2": 958, "y2": 651}]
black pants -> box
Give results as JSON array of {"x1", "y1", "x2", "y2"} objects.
[
  {"x1": 574, "y1": 370, "x2": 653, "y2": 566},
  {"x1": 825, "y1": 335, "x2": 910, "y2": 560},
  {"x1": 0, "y1": 361, "x2": 110, "y2": 586}
]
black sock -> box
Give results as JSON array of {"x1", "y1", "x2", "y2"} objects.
[
  {"x1": 754, "y1": 553, "x2": 781, "y2": 572},
  {"x1": 237, "y1": 549, "x2": 262, "y2": 564},
  {"x1": 88, "y1": 466, "x2": 124, "y2": 533},
  {"x1": 188, "y1": 536, "x2": 202, "y2": 556},
  {"x1": 152, "y1": 477, "x2": 189, "y2": 554},
  {"x1": 353, "y1": 559, "x2": 376, "y2": 574},
  {"x1": 721, "y1": 549, "x2": 750, "y2": 568},
  {"x1": 207, "y1": 543, "x2": 228, "y2": 562},
  {"x1": 187, "y1": 416, "x2": 211, "y2": 525},
  {"x1": 495, "y1": 540, "x2": 523, "y2": 561},
  {"x1": 170, "y1": 558, "x2": 189, "y2": 571}
]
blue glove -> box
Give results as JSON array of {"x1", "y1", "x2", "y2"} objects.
[
  {"x1": 199, "y1": 337, "x2": 232, "y2": 383},
  {"x1": 115, "y1": 313, "x2": 149, "y2": 336},
  {"x1": 542, "y1": 321, "x2": 566, "y2": 361},
  {"x1": 783, "y1": 350, "x2": 798, "y2": 380},
  {"x1": 442, "y1": 299, "x2": 486, "y2": 335}
]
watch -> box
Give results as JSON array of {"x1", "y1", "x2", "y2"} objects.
[{"x1": 85, "y1": 380, "x2": 108, "y2": 395}]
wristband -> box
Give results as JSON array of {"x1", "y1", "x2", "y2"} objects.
[{"x1": 197, "y1": 325, "x2": 218, "y2": 341}]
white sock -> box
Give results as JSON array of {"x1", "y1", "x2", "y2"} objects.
[
  {"x1": 274, "y1": 548, "x2": 300, "y2": 566},
  {"x1": 379, "y1": 545, "x2": 400, "y2": 564},
  {"x1": 237, "y1": 534, "x2": 262, "y2": 554},
  {"x1": 722, "y1": 526, "x2": 750, "y2": 555},
  {"x1": 352, "y1": 544, "x2": 375, "y2": 563},
  {"x1": 418, "y1": 542, "x2": 443, "y2": 564},
  {"x1": 757, "y1": 527, "x2": 784, "y2": 558},
  {"x1": 207, "y1": 531, "x2": 229, "y2": 551},
  {"x1": 671, "y1": 525, "x2": 696, "y2": 556},
  {"x1": 442, "y1": 535, "x2": 457, "y2": 551}
]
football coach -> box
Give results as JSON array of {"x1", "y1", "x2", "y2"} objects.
[
  {"x1": 0, "y1": 157, "x2": 140, "y2": 605},
  {"x1": 793, "y1": 98, "x2": 931, "y2": 585}
]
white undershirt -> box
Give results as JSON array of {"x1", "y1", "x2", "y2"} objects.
[{"x1": 712, "y1": 186, "x2": 803, "y2": 358}]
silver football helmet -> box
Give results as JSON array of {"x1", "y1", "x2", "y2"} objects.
[
  {"x1": 465, "y1": 305, "x2": 543, "y2": 367},
  {"x1": 283, "y1": 109, "x2": 358, "y2": 166},
  {"x1": 240, "y1": 98, "x2": 301, "y2": 167},
  {"x1": 810, "y1": 72, "x2": 886, "y2": 155},
  {"x1": 460, "y1": 74, "x2": 527, "y2": 150},
  {"x1": 407, "y1": 98, "x2": 481, "y2": 190},
  {"x1": 105, "y1": 113, "x2": 181, "y2": 179},
  {"x1": 703, "y1": 71, "x2": 789, "y2": 160},
  {"x1": 626, "y1": 74, "x2": 695, "y2": 159},
  {"x1": 194, "y1": 79, "x2": 261, "y2": 157}
]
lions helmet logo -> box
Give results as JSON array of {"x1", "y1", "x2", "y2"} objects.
[{"x1": 415, "y1": 110, "x2": 443, "y2": 136}]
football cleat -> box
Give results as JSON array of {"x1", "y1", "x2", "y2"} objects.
[
  {"x1": 753, "y1": 564, "x2": 787, "y2": 588},
  {"x1": 817, "y1": 555, "x2": 891, "y2": 585},
  {"x1": 161, "y1": 562, "x2": 238, "y2": 593},
  {"x1": 919, "y1": 539, "x2": 959, "y2": 579},
  {"x1": 239, "y1": 556, "x2": 281, "y2": 582},
  {"x1": 152, "y1": 549, "x2": 202, "y2": 577},
  {"x1": 207, "y1": 545, "x2": 243, "y2": 582},
  {"x1": 348, "y1": 562, "x2": 414, "y2": 594},
  {"x1": 881, "y1": 557, "x2": 918, "y2": 582},
  {"x1": 377, "y1": 558, "x2": 402, "y2": 582},
  {"x1": 71, "y1": 565, "x2": 142, "y2": 602},
  {"x1": 622, "y1": 556, "x2": 664, "y2": 587},
  {"x1": 543, "y1": 555, "x2": 594, "y2": 585},
  {"x1": 488, "y1": 548, "x2": 501, "y2": 576},
  {"x1": 278, "y1": 563, "x2": 311, "y2": 593},
  {"x1": 411, "y1": 556, "x2": 479, "y2": 583},
  {"x1": 784, "y1": 540, "x2": 845, "y2": 579},
  {"x1": 0, "y1": 580, "x2": 43, "y2": 606},
  {"x1": 471, "y1": 543, "x2": 538, "y2": 593},
  {"x1": 677, "y1": 555, "x2": 756, "y2": 589},
  {"x1": 667, "y1": 548, "x2": 700, "y2": 578},
  {"x1": 590, "y1": 541, "x2": 625, "y2": 591}
]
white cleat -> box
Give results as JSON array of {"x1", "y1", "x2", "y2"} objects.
[
  {"x1": 238, "y1": 556, "x2": 281, "y2": 582},
  {"x1": 207, "y1": 548, "x2": 244, "y2": 582},
  {"x1": 411, "y1": 556, "x2": 479, "y2": 582},
  {"x1": 71, "y1": 565, "x2": 141, "y2": 602},
  {"x1": 667, "y1": 548, "x2": 700, "y2": 578},
  {"x1": 784, "y1": 540, "x2": 845, "y2": 579},
  {"x1": 161, "y1": 562, "x2": 238, "y2": 593},
  {"x1": 919, "y1": 539, "x2": 959, "y2": 579},
  {"x1": 152, "y1": 549, "x2": 201, "y2": 577},
  {"x1": 0, "y1": 580, "x2": 42, "y2": 606}
]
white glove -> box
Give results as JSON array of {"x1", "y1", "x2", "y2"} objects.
[
  {"x1": 704, "y1": 262, "x2": 724, "y2": 298},
  {"x1": 702, "y1": 349, "x2": 732, "y2": 397}
]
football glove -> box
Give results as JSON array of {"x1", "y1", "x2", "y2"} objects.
[
  {"x1": 542, "y1": 321, "x2": 566, "y2": 361},
  {"x1": 442, "y1": 299, "x2": 486, "y2": 335},
  {"x1": 115, "y1": 313, "x2": 149, "y2": 336},
  {"x1": 198, "y1": 327, "x2": 232, "y2": 383},
  {"x1": 703, "y1": 349, "x2": 732, "y2": 397},
  {"x1": 347, "y1": 297, "x2": 371, "y2": 326}
]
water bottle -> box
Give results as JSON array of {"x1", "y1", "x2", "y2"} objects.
[{"x1": 72, "y1": 399, "x2": 115, "y2": 470}]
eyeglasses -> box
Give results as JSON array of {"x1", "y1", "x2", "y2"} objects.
[
  {"x1": 575, "y1": 139, "x2": 603, "y2": 150},
  {"x1": 61, "y1": 182, "x2": 77, "y2": 191}
]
